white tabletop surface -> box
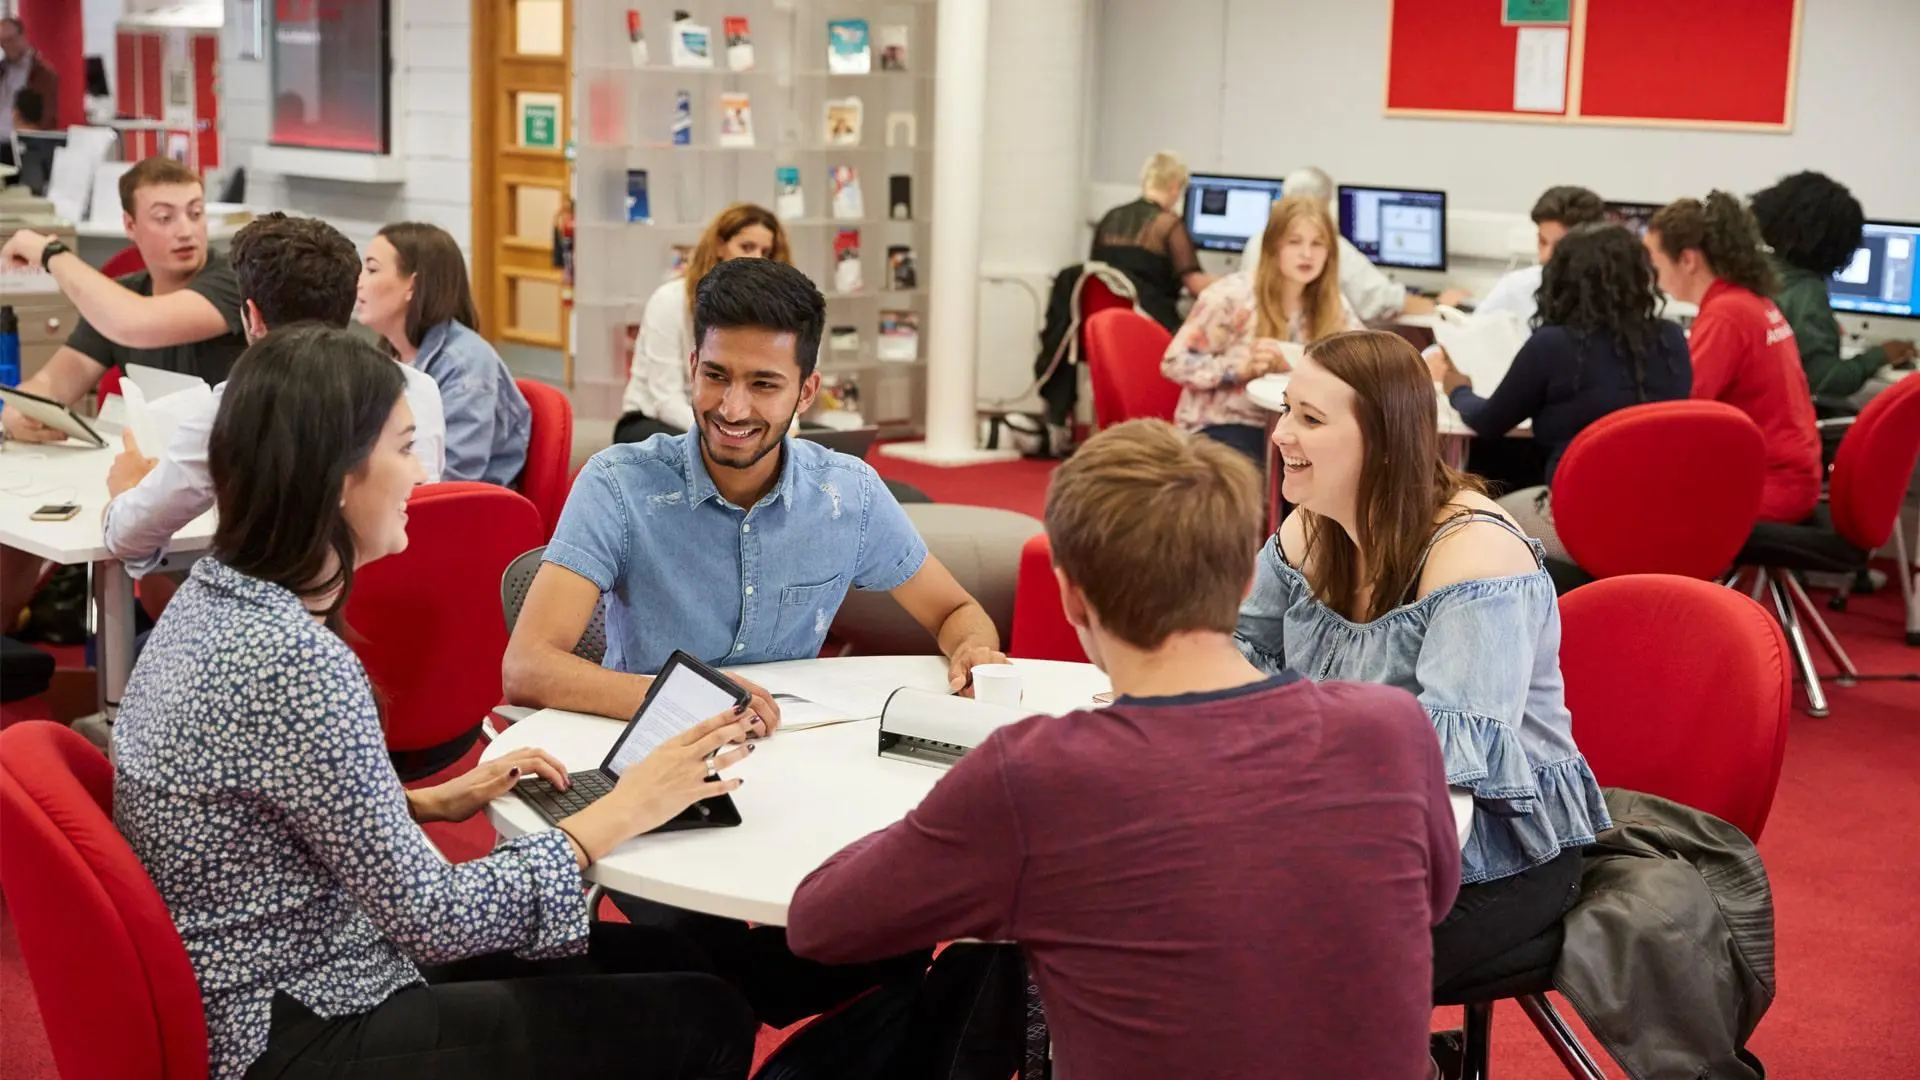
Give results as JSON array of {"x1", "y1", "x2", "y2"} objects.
[
  {"x1": 0, "y1": 270, "x2": 65, "y2": 298},
  {"x1": 485, "y1": 654, "x2": 1476, "y2": 925},
  {"x1": 0, "y1": 440, "x2": 215, "y2": 564}
]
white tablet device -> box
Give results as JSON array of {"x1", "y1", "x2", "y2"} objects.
[{"x1": 0, "y1": 385, "x2": 107, "y2": 447}]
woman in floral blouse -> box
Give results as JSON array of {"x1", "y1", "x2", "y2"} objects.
[
  {"x1": 112, "y1": 325, "x2": 759, "y2": 1079},
  {"x1": 1160, "y1": 193, "x2": 1363, "y2": 463}
]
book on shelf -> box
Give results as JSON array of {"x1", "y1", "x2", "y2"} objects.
[
  {"x1": 825, "y1": 97, "x2": 863, "y2": 147},
  {"x1": 877, "y1": 25, "x2": 908, "y2": 71},
  {"x1": 827, "y1": 18, "x2": 871, "y2": 75},
  {"x1": 587, "y1": 77, "x2": 625, "y2": 144},
  {"x1": 671, "y1": 13, "x2": 714, "y2": 68},
  {"x1": 878, "y1": 310, "x2": 920, "y2": 361},
  {"x1": 830, "y1": 165, "x2": 863, "y2": 220},
  {"x1": 829, "y1": 325, "x2": 861, "y2": 354},
  {"x1": 833, "y1": 229, "x2": 863, "y2": 293},
  {"x1": 668, "y1": 244, "x2": 693, "y2": 281},
  {"x1": 719, "y1": 92, "x2": 754, "y2": 148},
  {"x1": 626, "y1": 169, "x2": 650, "y2": 223},
  {"x1": 672, "y1": 90, "x2": 692, "y2": 145},
  {"x1": 816, "y1": 373, "x2": 864, "y2": 423},
  {"x1": 775, "y1": 166, "x2": 804, "y2": 220},
  {"x1": 888, "y1": 174, "x2": 911, "y2": 220},
  {"x1": 885, "y1": 111, "x2": 915, "y2": 148},
  {"x1": 886, "y1": 245, "x2": 916, "y2": 290},
  {"x1": 626, "y1": 10, "x2": 648, "y2": 66},
  {"x1": 724, "y1": 15, "x2": 754, "y2": 71}
]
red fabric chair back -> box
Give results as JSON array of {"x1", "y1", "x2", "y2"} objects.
[
  {"x1": 1009, "y1": 533, "x2": 1089, "y2": 663},
  {"x1": 1560, "y1": 575, "x2": 1790, "y2": 840},
  {"x1": 101, "y1": 245, "x2": 148, "y2": 279},
  {"x1": 1084, "y1": 309, "x2": 1178, "y2": 430},
  {"x1": 514, "y1": 378, "x2": 575, "y2": 539},
  {"x1": 96, "y1": 364, "x2": 125, "y2": 411},
  {"x1": 1826, "y1": 373, "x2": 1920, "y2": 551},
  {"x1": 344, "y1": 483, "x2": 545, "y2": 752},
  {"x1": 0, "y1": 722, "x2": 209, "y2": 1080},
  {"x1": 1552, "y1": 401, "x2": 1765, "y2": 579}
]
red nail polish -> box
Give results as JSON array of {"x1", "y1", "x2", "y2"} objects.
[{"x1": 509, "y1": 767, "x2": 520, "y2": 777}]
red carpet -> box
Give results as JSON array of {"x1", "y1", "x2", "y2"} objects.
[{"x1": 6, "y1": 451, "x2": 1918, "y2": 1077}]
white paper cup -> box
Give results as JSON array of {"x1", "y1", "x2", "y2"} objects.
[{"x1": 970, "y1": 663, "x2": 1023, "y2": 707}]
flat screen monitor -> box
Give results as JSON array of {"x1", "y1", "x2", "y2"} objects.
[
  {"x1": 1829, "y1": 220, "x2": 1920, "y2": 320},
  {"x1": 14, "y1": 131, "x2": 67, "y2": 197},
  {"x1": 1337, "y1": 184, "x2": 1447, "y2": 271},
  {"x1": 1603, "y1": 200, "x2": 1661, "y2": 238},
  {"x1": 1183, "y1": 173, "x2": 1286, "y2": 253}
]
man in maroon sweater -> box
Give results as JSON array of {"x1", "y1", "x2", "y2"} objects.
[{"x1": 787, "y1": 419, "x2": 1461, "y2": 1079}]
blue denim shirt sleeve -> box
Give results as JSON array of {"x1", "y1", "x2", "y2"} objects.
[
  {"x1": 438, "y1": 364, "x2": 503, "y2": 483},
  {"x1": 1412, "y1": 579, "x2": 1550, "y2": 799},
  {"x1": 851, "y1": 468, "x2": 929, "y2": 591},
  {"x1": 1234, "y1": 535, "x2": 1291, "y2": 673},
  {"x1": 544, "y1": 459, "x2": 629, "y2": 591}
]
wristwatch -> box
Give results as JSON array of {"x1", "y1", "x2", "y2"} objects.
[{"x1": 39, "y1": 240, "x2": 69, "y2": 271}]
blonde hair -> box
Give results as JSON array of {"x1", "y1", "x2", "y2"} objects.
[
  {"x1": 1139, "y1": 151, "x2": 1190, "y2": 202},
  {"x1": 683, "y1": 204, "x2": 793, "y2": 313},
  {"x1": 1254, "y1": 194, "x2": 1345, "y2": 341}
]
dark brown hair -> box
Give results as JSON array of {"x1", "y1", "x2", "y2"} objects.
[
  {"x1": 1296, "y1": 330, "x2": 1484, "y2": 622},
  {"x1": 118, "y1": 156, "x2": 203, "y2": 216},
  {"x1": 684, "y1": 203, "x2": 793, "y2": 314},
  {"x1": 1649, "y1": 192, "x2": 1777, "y2": 296},
  {"x1": 1045, "y1": 419, "x2": 1266, "y2": 649},
  {"x1": 375, "y1": 221, "x2": 482, "y2": 350},
  {"x1": 228, "y1": 213, "x2": 360, "y2": 329},
  {"x1": 1531, "y1": 185, "x2": 1605, "y2": 228}
]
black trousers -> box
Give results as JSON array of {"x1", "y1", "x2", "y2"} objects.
[
  {"x1": 1432, "y1": 848, "x2": 1585, "y2": 989},
  {"x1": 244, "y1": 923, "x2": 757, "y2": 1079},
  {"x1": 614, "y1": 411, "x2": 685, "y2": 445}
]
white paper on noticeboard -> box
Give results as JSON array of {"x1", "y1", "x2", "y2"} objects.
[{"x1": 1513, "y1": 26, "x2": 1569, "y2": 113}]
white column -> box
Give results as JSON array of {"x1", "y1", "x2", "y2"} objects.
[{"x1": 879, "y1": 0, "x2": 1018, "y2": 465}]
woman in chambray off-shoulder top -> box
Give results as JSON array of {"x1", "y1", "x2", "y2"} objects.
[
  {"x1": 112, "y1": 326, "x2": 755, "y2": 1079},
  {"x1": 1235, "y1": 330, "x2": 1610, "y2": 990}
]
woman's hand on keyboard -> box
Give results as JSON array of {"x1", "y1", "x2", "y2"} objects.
[
  {"x1": 562, "y1": 708, "x2": 754, "y2": 856},
  {"x1": 407, "y1": 747, "x2": 571, "y2": 824}
]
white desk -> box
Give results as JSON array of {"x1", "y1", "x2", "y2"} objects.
[
  {"x1": 0, "y1": 440, "x2": 214, "y2": 715},
  {"x1": 483, "y1": 654, "x2": 1475, "y2": 925}
]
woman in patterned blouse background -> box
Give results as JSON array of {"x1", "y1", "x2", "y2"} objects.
[{"x1": 112, "y1": 325, "x2": 760, "y2": 1079}]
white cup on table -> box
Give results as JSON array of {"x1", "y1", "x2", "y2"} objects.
[{"x1": 970, "y1": 663, "x2": 1023, "y2": 708}]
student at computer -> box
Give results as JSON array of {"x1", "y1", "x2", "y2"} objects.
[
  {"x1": 0, "y1": 17, "x2": 58, "y2": 149},
  {"x1": 113, "y1": 325, "x2": 759, "y2": 1080},
  {"x1": 1646, "y1": 194, "x2": 1821, "y2": 524},
  {"x1": 357, "y1": 222, "x2": 531, "y2": 486},
  {"x1": 1472, "y1": 185, "x2": 1607, "y2": 325},
  {"x1": 1236, "y1": 329, "x2": 1611, "y2": 995},
  {"x1": 103, "y1": 213, "x2": 448, "y2": 579},
  {"x1": 617, "y1": 203, "x2": 792, "y2": 445},
  {"x1": 1749, "y1": 170, "x2": 1917, "y2": 403},
  {"x1": 1429, "y1": 223, "x2": 1691, "y2": 562},
  {"x1": 787, "y1": 419, "x2": 1461, "y2": 1080},
  {"x1": 1240, "y1": 167, "x2": 1468, "y2": 322},
  {"x1": 1162, "y1": 193, "x2": 1361, "y2": 463},
  {"x1": 1089, "y1": 150, "x2": 1214, "y2": 331}
]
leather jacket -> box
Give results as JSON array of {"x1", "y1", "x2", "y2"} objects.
[{"x1": 1555, "y1": 789, "x2": 1776, "y2": 1080}]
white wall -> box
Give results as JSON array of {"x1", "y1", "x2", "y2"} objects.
[
  {"x1": 218, "y1": 0, "x2": 473, "y2": 255},
  {"x1": 1092, "y1": 0, "x2": 1920, "y2": 221},
  {"x1": 84, "y1": 0, "x2": 122, "y2": 74}
]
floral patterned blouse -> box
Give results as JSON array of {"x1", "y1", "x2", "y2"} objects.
[
  {"x1": 1159, "y1": 270, "x2": 1363, "y2": 432},
  {"x1": 112, "y1": 558, "x2": 590, "y2": 1079}
]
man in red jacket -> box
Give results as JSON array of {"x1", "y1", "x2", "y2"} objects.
[{"x1": 787, "y1": 419, "x2": 1462, "y2": 1080}]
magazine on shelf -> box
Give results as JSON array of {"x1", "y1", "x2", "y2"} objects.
[
  {"x1": 885, "y1": 111, "x2": 915, "y2": 148},
  {"x1": 878, "y1": 309, "x2": 919, "y2": 361},
  {"x1": 833, "y1": 229, "x2": 863, "y2": 293},
  {"x1": 877, "y1": 25, "x2": 908, "y2": 71},
  {"x1": 825, "y1": 97, "x2": 863, "y2": 147},
  {"x1": 672, "y1": 90, "x2": 692, "y2": 145},
  {"x1": 719, "y1": 92, "x2": 754, "y2": 147},
  {"x1": 827, "y1": 18, "x2": 871, "y2": 74},
  {"x1": 888, "y1": 174, "x2": 911, "y2": 220},
  {"x1": 815, "y1": 373, "x2": 862, "y2": 422},
  {"x1": 587, "y1": 77, "x2": 625, "y2": 144},
  {"x1": 829, "y1": 165, "x2": 863, "y2": 220},
  {"x1": 830, "y1": 325, "x2": 861, "y2": 354},
  {"x1": 626, "y1": 169, "x2": 650, "y2": 222},
  {"x1": 626, "y1": 10, "x2": 647, "y2": 66},
  {"x1": 724, "y1": 16, "x2": 754, "y2": 71},
  {"x1": 886, "y1": 245, "x2": 916, "y2": 290},
  {"x1": 775, "y1": 166, "x2": 804, "y2": 220},
  {"x1": 671, "y1": 13, "x2": 714, "y2": 68}
]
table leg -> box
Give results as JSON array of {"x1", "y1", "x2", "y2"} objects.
[{"x1": 93, "y1": 558, "x2": 135, "y2": 719}]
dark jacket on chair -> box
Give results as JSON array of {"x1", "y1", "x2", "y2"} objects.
[{"x1": 1555, "y1": 789, "x2": 1776, "y2": 1080}]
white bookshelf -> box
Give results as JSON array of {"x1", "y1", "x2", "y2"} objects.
[{"x1": 572, "y1": 0, "x2": 938, "y2": 433}]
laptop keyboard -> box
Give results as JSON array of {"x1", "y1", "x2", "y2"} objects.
[{"x1": 517, "y1": 770, "x2": 616, "y2": 822}]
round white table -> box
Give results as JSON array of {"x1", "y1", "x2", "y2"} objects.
[{"x1": 483, "y1": 655, "x2": 1113, "y2": 926}]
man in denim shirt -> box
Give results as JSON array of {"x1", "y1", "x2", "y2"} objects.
[{"x1": 504, "y1": 257, "x2": 1006, "y2": 731}]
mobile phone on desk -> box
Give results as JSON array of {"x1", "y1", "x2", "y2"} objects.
[{"x1": 30, "y1": 502, "x2": 81, "y2": 521}]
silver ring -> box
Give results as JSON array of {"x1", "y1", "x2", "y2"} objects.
[{"x1": 704, "y1": 751, "x2": 719, "y2": 778}]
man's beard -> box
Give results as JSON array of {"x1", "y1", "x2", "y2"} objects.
[{"x1": 698, "y1": 406, "x2": 796, "y2": 470}]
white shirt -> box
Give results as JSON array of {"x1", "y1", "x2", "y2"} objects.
[
  {"x1": 620, "y1": 278, "x2": 696, "y2": 432},
  {"x1": 1474, "y1": 264, "x2": 1543, "y2": 326},
  {"x1": 1240, "y1": 232, "x2": 1409, "y2": 323},
  {"x1": 103, "y1": 362, "x2": 446, "y2": 577}
]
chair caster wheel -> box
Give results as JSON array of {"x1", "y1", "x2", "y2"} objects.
[
  {"x1": 1907, "y1": 631, "x2": 1920, "y2": 647},
  {"x1": 1828, "y1": 595, "x2": 1848, "y2": 612}
]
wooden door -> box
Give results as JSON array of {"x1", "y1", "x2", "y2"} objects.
[{"x1": 472, "y1": 0, "x2": 573, "y2": 378}]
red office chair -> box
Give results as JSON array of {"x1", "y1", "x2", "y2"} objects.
[
  {"x1": 96, "y1": 363, "x2": 125, "y2": 411},
  {"x1": 0, "y1": 722, "x2": 209, "y2": 1080},
  {"x1": 1437, "y1": 574, "x2": 1791, "y2": 1080},
  {"x1": 514, "y1": 378, "x2": 575, "y2": 539},
  {"x1": 101, "y1": 245, "x2": 148, "y2": 279},
  {"x1": 1553, "y1": 401, "x2": 1765, "y2": 580},
  {"x1": 1009, "y1": 533, "x2": 1088, "y2": 663},
  {"x1": 344, "y1": 483, "x2": 545, "y2": 779},
  {"x1": 1736, "y1": 373, "x2": 1920, "y2": 715},
  {"x1": 1084, "y1": 309, "x2": 1178, "y2": 429}
]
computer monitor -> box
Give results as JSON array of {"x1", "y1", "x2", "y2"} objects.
[
  {"x1": 1829, "y1": 220, "x2": 1920, "y2": 321},
  {"x1": 14, "y1": 131, "x2": 67, "y2": 198},
  {"x1": 1336, "y1": 184, "x2": 1447, "y2": 272},
  {"x1": 85, "y1": 57, "x2": 112, "y2": 99},
  {"x1": 1183, "y1": 173, "x2": 1286, "y2": 253},
  {"x1": 1603, "y1": 200, "x2": 1661, "y2": 238}
]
